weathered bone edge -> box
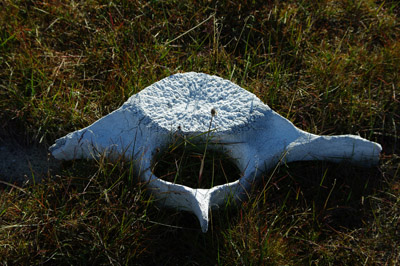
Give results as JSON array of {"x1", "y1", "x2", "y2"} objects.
[{"x1": 49, "y1": 72, "x2": 382, "y2": 232}]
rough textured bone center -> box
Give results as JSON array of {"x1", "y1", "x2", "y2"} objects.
[{"x1": 133, "y1": 73, "x2": 269, "y2": 132}]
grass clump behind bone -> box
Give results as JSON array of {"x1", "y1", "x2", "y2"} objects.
[{"x1": 152, "y1": 136, "x2": 241, "y2": 189}]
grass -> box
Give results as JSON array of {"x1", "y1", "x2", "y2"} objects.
[
  {"x1": 152, "y1": 134, "x2": 241, "y2": 189},
  {"x1": 0, "y1": 0, "x2": 399, "y2": 264}
]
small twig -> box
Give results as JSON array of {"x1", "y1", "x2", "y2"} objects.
[
  {"x1": 0, "y1": 180, "x2": 29, "y2": 195},
  {"x1": 164, "y1": 13, "x2": 215, "y2": 46},
  {"x1": 199, "y1": 108, "x2": 217, "y2": 185}
]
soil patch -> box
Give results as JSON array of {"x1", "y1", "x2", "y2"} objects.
[{"x1": 0, "y1": 137, "x2": 61, "y2": 184}]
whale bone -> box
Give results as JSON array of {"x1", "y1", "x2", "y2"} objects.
[{"x1": 49, "y1": 72, "x2": 382, "y2": 232}]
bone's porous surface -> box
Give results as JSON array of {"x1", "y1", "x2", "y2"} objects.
[
  {"x1": 132, "y1": 72, "x2": 270, "y2": 133},
  {"x1": 49, "y1": 72, "x2": 382, "y2": 232}
]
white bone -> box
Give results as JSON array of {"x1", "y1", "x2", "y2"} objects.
[{"x1": 50, "y1": 72, "x2": 382, "y2": 232}]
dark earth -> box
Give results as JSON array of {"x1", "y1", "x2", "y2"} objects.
[{"x1": 0, "y1": 136, "x2": 60, "y2": 184}]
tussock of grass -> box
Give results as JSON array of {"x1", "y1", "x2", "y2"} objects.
[{"x1": 1, "y1": 0, "x2": 399, "y2": 264}]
